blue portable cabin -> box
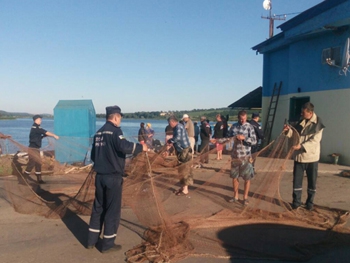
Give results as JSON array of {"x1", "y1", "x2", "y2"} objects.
[
  {"x1": 252, "y1": 0, "x2": 350, "y2": 165},
  {"x1": 53, "y1": 100, "x2": 96, "y2": 164}
]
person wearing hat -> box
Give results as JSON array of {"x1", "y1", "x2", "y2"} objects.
[
  {"x1": 182, "y1": 114, "x2": 195, "y2": 155},
  {"x1": 167, "y1": 115, "x2": 193, "y2": 196},
  {"x1": 87, "y1": 105, "x2": 148, "y2": 253},
  {"x1": 249, "y1": 113, "x2": 264, "y2": 154},
  {"x1": 23, "y1": 115, "x2": 59, "y2": 184}
]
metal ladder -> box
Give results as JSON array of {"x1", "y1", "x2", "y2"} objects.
[{"x1": 263, "y1": 81, "x2": 282, "y2": 145}]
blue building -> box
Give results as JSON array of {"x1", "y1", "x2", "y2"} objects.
[
  {"x1": 252, "y1": 0, "x2": 350, "y2": 165},
  {"x1": 54, "y1": 100, "x2": 96, "y2": 164}
]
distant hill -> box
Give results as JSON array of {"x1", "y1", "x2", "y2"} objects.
[{"x1": 0, "y1": 110, "x2": 53, "y2": 119}]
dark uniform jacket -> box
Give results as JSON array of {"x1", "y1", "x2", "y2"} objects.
[
  {"x1": 91, "y1": 121, "x2": 143, "y2": 175},
  {"x1": 249, "y1": 119, "x2": 264, "y2": 141},
  {"x1": 200, "y1": 120, "x2": 211, "y2": 141},
  {"x1": 29, "y1": 123, "x2": 47, "y2": 148}
]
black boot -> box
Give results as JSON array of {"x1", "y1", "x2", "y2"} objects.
[{"x1": 36, "y1": 175, "x2": 46, "y2": 184}]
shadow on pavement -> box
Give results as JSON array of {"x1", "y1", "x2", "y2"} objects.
[{"x1": 217, "y1": 223, "x2": 350, "y2": 263}]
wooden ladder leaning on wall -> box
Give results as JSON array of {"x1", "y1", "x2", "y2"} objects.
[{"x1": 263, "y1": 81, "x2": 282, "y2": 146}]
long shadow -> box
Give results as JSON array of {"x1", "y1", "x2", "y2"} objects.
[
  {"x1": 35, "y1": 185, "x2": 90, "y2": 248},
  {"x1": 217, "y1": 223, "x2": 350, "y2": 262}
]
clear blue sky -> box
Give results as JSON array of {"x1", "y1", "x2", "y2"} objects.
[{"x1": 0, "y1": 0, "x2": 322, "y2": 114}]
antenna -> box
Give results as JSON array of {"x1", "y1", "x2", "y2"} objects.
[{"x1": 261, "y1": 0, "x2": 286, "y2": 38}]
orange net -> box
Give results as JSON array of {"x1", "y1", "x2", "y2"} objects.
[{"x1": 0, "y1": 130, "x2": 349, "y2": 262}]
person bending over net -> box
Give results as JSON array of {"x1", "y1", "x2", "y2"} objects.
[{"x1": 167, "y1": 115, "x2": 193, "y2": 196}]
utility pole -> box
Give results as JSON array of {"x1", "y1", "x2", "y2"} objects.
[{"x1": 261, "y1": 0, "x2": 286, "y2": 38}]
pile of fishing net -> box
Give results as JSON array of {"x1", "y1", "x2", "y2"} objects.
[{"x1": 0, "y1": 130, "x2": 349, "y2": 262}]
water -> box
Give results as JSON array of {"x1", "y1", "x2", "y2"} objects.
[{"x1": 0, "y1": 118, "x2": 170, "y2": 151}]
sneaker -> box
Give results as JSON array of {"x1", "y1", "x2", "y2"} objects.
[
  {"x1": 86, "y1": 245, "x2": 94, "y2": 249},
  {"x1": 228, "y1": 198, "x2": 239, "y2": 203},
  {"x1": 101, "y1": 244, "x2": 122, "y2": 253},
  {"x1": 243, "y1": 199, "x2": 249, "y2": 206},
  {"x1": 291, "y1": 204, "x2": 300, "y2": 210},
  {"x1": 306, "y1": 205, "x2": 314, "y2": 211}
]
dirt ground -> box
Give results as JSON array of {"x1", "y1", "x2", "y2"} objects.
[{"x1": 0, "y1": 154, "x2": 349, "y2": 263}]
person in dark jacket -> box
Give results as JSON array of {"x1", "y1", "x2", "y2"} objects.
[
  {"x1": 199, "y1": 116, "x2": 211, "y2": 164},
  {"x1": 213, "y1": 114, "x2": 224, "y2": 160},
  {"x1": 23, "y1": 115, "x2": 59, "y2": 184},
  {"x1": 249, "y1": 113, "x2": 264, "y2": 154},
  {"x1": 138, "y1": 122, "x2": 147, "y2": 144},
  {"x1": 193, "y1": 121, "x2": 200, "y2": 153},
  {"x1": 87, "y1": 105, "x2": 148, "y2": 253}
]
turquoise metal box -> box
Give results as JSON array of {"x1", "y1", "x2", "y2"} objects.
[{"x1": 53, "y1": 100, "x2": 96, "y2": 164}]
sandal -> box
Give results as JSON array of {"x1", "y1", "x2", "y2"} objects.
[
  {"x1": 175, "y1": 189, "x2": 188, "y2": 196},
  {"x1": 228, "y1": 198, "x2": 239, "y2": 203}
]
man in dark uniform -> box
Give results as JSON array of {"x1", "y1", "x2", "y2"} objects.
[
  {"x1": 249, "y1": 113, "x2": 264, "y2": 154},
  {"x1": 199, "y1": 116, "x2": 211, "y2": 164},
  {"x1": 24, "y1": 115, "x2": 59, "y2": 184},
  {"x1": 87, "y1": 106, "x2": 148, "y2": 253}
]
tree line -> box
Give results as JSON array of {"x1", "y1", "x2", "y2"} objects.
[{"x1": 96, "y1": 108, "x2": 259, "y2": 122}]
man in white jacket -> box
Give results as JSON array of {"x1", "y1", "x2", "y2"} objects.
[{"x1": 283, "y1": 102, "x2": 325, "y2": 211}]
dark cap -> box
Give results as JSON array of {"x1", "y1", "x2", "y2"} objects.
[
  {"x1": 106, "y1": 105, "x2": 123, "y2": 117},
  {"x1": 33, "y1": 114, "x2": 42, "y2": 121},
  {"x1": 252, "y1": 112, "x2": 260, "y2": 118}
]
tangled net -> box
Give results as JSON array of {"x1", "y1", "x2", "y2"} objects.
[{"x1": 0, "y1": 130, "x2": 349, "y2": 262}]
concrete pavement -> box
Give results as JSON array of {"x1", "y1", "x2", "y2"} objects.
[{"x1": 0, "y1": 156, "x2": 349, "y2": 263}]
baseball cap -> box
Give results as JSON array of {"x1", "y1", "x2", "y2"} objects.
[{"x1": 106, "y1": 105, "x2": 124, "y2": 117}]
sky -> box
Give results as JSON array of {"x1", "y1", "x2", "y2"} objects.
[{"x1": 0, "y1": 0, "x2": 323, "y2": 114}]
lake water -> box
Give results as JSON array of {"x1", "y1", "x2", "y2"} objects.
[{"x1": 0, "y1": 118, "x2": 172, "y2": 146}]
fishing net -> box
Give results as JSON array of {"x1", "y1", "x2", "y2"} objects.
[{"x1": 0, "y1": 129, "x2": 349, "y2": 262}]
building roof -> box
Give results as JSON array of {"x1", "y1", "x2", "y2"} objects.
[
  {"x1": 252, "y1": 0, "x2": 350, "y2": 53},
  {"x1": 278, "y1": 0, "x2": 347, "y2": 32},
  {"x1": 227, "y1": 86, "x2": 262, "y2": 109}
]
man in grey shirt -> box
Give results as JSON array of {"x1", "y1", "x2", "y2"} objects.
[{"x1": 182, "y1": 114, "x2": 195, "y2": 154}]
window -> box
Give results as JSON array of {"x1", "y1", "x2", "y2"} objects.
[
  {"x1": 289, "y1": 97, "x2": 310, "y2": 124},
  {"x1": 322, "y1": 47, "x2": 341, "y2": 67}
]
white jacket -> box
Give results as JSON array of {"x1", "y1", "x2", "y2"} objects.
[{"x1": 286, "y1": 113, "x2": 325, "y2": 163}]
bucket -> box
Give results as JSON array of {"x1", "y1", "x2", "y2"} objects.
[{"x1": 332, "y1": 155, "x2": 339, "y2": 165}]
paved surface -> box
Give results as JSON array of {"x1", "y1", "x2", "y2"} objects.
[{"x1": 0, "y1": 156, "x2": 350, "y2": 263}]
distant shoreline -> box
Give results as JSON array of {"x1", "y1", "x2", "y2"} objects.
[{"x1": 0, "y1": 117, "x2": 16, "y2": 120}]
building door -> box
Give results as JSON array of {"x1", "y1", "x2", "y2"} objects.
[{"x1": 289, "y1": 97, "x2": 310, "y2": 124}]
